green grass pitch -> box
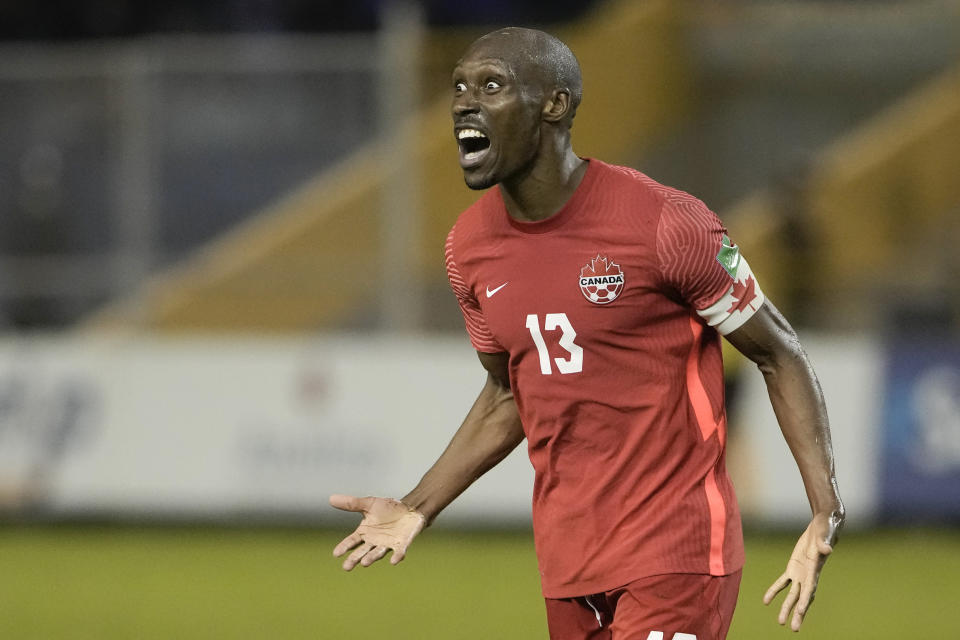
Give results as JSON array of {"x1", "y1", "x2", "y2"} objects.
[{"x1": 0, "y1": 524, "x2": 957, "y2": 638}]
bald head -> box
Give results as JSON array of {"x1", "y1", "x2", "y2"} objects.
[{"x1": 461, "y1": 27, "x2": 583, "y2": 126}]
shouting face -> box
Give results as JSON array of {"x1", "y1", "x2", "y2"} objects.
[{"x1": 451, "y1": 46, "x2": 545, "y2": 190}]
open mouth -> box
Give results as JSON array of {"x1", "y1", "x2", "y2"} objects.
[{"x1": 457, "y1": 128, "x2": 491, "y2": 165}]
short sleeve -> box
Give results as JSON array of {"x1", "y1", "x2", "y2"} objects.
[
  {"x1": 656, "y1": 195, "x2": 765, "y2": 335},
  {"x1": 445, "y1": 227, "x2": 505, "y2": 353}
]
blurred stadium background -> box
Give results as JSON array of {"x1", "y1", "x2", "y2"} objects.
[{"x1": 1, "y1": 0, "x2": 959, "y2": 637}]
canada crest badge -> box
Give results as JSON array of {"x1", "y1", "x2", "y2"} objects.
[{"x1": 579, "y1": 255, "x2": 624, "y2": 305}]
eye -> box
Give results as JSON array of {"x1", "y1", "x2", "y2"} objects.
[
  {"x1": 485, "y1": 80, "x2": 502, "y2": 91},
  {"x1": 454, "y1": 82, "x2": 466, "y2": 93}
]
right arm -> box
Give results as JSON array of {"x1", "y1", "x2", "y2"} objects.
[
  {"x1": 330, "y1": 351, "x2": 524, "y2": 570},
  {"x1": 402, "y1": 351, "x2": 524, "y2": 523}
]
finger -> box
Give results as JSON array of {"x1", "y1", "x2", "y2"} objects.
[
  {"x1": 817, "y1": 538, "x2": 834, "y2": 557},
  {"x1": 332, "y1": 532, "x2": 363, "y2": 557},
  {"x1": 763, "y1": 572, "x2": 790, "y2": 605},
  {"x1": 390, "y1": 543, "x2": 410, "y2": 565},
  {"x1": 329, "y1": 494, "x2": 373, "y2": 513},
  {"x1": 792, "y1": 610, "x2": 804, "y2": 632},
  {"x1": 792, "y1": 581, "x2": 815, "y2": 632},
  {"x1": 360, "y1": 545, "x2": 390, "y2": 567},
  {"x1": 342, "y1": 542, "x2": 374, "y2": 571},
  {"x1": 778, "y1": 581, "x2": 800, "y2": 626}
]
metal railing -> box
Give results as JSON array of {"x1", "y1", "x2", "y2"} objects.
[{"x1": 0, "y1": 30, "x2": 403, "y2": 328}]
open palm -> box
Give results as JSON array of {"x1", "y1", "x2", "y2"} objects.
[{"x1": 330, "y1": 494, "x2": 426, "y2": 571}]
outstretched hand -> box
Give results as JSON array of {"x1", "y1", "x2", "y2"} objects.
[
  {"x1": 330, "y1": 494, "x2": 426, "y2": 571},
  {"x1": 763, "y1": 510, "x2": 843, "y2": 631}
]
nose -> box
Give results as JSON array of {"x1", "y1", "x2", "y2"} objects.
[{"x1": 452, "y1": 92, "x2": 479, "y2": 117}]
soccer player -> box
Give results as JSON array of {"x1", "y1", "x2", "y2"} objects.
[{"x1": 331, "y1": 27, "x2": 844, "y2": 639}]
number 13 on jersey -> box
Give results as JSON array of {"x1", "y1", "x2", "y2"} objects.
[{"x1": 525, "y1": 313, "x2": 583, "y2": 375}]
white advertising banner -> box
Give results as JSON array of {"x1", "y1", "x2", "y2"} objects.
[
  {"x1": 0, "y1": 334, "x2": 879, "y2": 526},
  {"x1": 0, "y1": 336, "x2": 535, "y2": 524},
  {"x1": 734, "y1": 335, "x2": 882, "y2": 525}
]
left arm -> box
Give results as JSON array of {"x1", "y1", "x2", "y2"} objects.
[{"x1": 725, "y1": 299, "x2": 845, "y2": 632}]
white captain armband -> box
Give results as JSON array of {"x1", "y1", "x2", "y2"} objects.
[{"x1": 696, "y1": 254, "x2": 765, "y2": 335}]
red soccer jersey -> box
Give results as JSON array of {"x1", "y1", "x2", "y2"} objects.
[{"x1": 445, "y1": 159, "x2": 764, "y2": 598}]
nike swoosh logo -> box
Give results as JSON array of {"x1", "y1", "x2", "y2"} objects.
[{"x1": 486, "y1": 282, "x2": 509, "y2": 298}]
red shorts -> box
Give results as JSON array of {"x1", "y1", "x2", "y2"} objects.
[{"x1": 543, "y1": 571, "x2": 741, "y2": 640}]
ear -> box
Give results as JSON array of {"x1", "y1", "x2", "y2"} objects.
[{"x1": 542, "y1": 89, "x2": 571, "y2": 123}]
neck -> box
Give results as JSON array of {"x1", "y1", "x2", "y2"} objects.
[{"x1": 499, "y1": 140, "x2": 587, "y2": 223}]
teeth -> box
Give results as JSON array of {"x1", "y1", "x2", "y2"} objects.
[{"x1": 457, "y1": 129, "x2": 487, "y2": 140}]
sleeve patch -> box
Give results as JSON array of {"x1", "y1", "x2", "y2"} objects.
[
  {"x1": 715, "y1": 234, "x2": 741, "y2": 278},
  {"x1": 696, "y1": 255, "x2": 765, "y2": 335}
]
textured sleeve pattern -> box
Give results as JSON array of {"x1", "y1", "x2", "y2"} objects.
[
  {"x1": 656, "y1": 194, "x2": 764, "y2": 335},
  {"x1": 445, "y1": 226, "x2": 505, "y2": 353}
]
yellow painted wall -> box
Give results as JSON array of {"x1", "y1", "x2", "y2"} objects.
[
  {"x1": 806, "y1": 65, "x2": 960, "y2": 318},
  {"x1": 720, "y1": 64, "x2": 960, "y2": 328}
]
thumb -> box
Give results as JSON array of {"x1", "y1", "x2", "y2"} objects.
[
  {"x1": 329, "y1": 494, "x2": 371, "y2": 513},
  {"x1": 816, "y1": 538, "x2": 834, "y2": 556}
]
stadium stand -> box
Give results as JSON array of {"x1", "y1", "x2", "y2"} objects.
[
  {"x1": 81, "y1": 0, "x2": 960, "y2": 333},
  {"x1": 725, "y1": 63, "x2": 960, "y2": 330},
  {"x1": 83, "y1": 0, "x2": 694, "y2": 331}
]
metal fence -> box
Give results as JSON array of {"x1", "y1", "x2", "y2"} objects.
[{"x1": 0, "y1": 33, "x2": 388, "y2": 329}]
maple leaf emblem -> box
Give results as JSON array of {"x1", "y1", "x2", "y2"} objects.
[
  {"x1": 580, "y1": 255, "x2": 621, "y2": 278},
  {"x1": 578, "y1": 254, "x2": 625, "y2": 305},
  {"x1": 727, "y1": 275, "x2": 758, "y2": 314}
]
